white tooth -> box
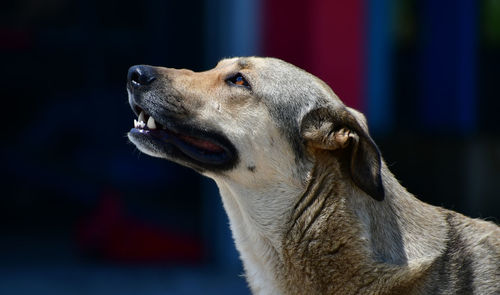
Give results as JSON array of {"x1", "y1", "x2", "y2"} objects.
[
  {"x1": 138, "y1": 121, "x2": 146, "y2": 128},
  {"x1": 147, "y1": 116, "x2": 157, "y2": 129},
  {"x1": 138, "y1": 111, "x2": 145, "y2": 123},
  {"x1": 134, "y1": 119, "x2": 138, "y2": 128}
]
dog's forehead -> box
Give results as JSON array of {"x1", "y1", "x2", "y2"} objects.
[
  {"x1": 216, "y1": 57, "x2": 341, "y2": 104},
  {"x1": 215, "y1": 57, "x2": 252, "y2": 71},
  {"x1": 254, "y1": 58, "x2": 344, "y2": 116}
]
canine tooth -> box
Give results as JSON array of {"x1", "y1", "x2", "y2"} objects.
[
  {"x1": 147, "y1": 116, "x2": 157, "y2": 129},
  {"x1": 138, "y1": 111, "x2": 145, "y2": 123},
  {"x1": 134, "y1": 119, "x2": 138, "y2": 128}
]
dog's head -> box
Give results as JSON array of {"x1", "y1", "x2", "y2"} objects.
[{"x1": 127, "y1": 57, "x2": 384, "y2": 201}]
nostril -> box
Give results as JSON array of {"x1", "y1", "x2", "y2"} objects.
[
  {"x1": 130, "y1": 70, "x2": 142, "y2": 85},
  {"x1": 128, "y1": 65, "x2": 156, "y2": 87}
]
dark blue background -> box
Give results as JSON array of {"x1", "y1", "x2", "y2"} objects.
[{"x1": 1, "y1": 0, "x2": 499, "y2": 294}]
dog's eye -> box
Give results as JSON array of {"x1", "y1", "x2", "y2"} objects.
[{"x1": 226, "y1": 73, "x2": 250, "y2": 88}]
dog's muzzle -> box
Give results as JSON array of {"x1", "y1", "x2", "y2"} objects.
[{"x1": 126, "y1": 65, "x2": 238, "y2": 171}]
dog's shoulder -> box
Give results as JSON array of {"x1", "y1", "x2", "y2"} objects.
[
  {"x1": 444, "y1": 210, "x2": 500, "y2": 255},
  {"x1": 422, "y1": 209, "x2": 500, "y2": 294}
]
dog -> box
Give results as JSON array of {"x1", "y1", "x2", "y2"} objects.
[{"x1": 126, "y1": 57, "x2": 500, "y2": 294}]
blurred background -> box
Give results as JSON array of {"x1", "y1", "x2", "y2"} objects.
[{"x1": 1, "y1": 0, "x2": 499, "y2": 294}]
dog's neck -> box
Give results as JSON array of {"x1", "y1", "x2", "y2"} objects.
[
  {"x1": 280, "y1": 156, "x2": 446, "y2": 294},
  {"x1": 214, "y1": 175, "x2": 302, "y2": 294},
  {"x1": 212, "y1": 157, "x2": 445, "y2": 294}
]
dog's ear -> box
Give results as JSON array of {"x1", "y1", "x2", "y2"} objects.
[{"x1": 300, "y1": 107, "x2": 384, "y2": 201}]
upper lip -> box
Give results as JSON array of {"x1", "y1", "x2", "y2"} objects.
[
  {"x1": 131, "y1": 104, "x2": 188, "y2": 139},
  {"x1": 133, "y1": 107, "x2": 162, "y2": 130},
  {"x1": 130, "y1": 100, "x2": 172, "y2": 132}
]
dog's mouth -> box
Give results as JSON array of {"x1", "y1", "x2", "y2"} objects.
[{"x1": 129, "y1": 107, "x2": 237, "y2": 170}]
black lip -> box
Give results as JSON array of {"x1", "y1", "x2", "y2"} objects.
[{"x1": 129, "y1": 116, "x2": 239, "y2": 172}]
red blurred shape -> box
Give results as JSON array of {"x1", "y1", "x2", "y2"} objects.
[
  {"x1": 263, "y1": 0, "x2": 365, "y2": 111},
  {"x1": 0, "y1": 29, "x2": 33, "y2": 50},
  {"x1": 77, "y1": 190, "x2": 203, "y2": 263}
]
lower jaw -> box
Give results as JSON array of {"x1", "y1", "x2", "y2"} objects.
[{"x1": 129, "y1": 128, "x2": 233, "y2": 167}]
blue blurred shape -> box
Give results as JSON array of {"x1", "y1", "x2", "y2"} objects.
[
  {"x1": 204, "y1": 0, "x2": 261, "y2": 64},
  {"x1": 367, "y1": 0, "x2": 395, "y2": 135},
  {"x1": 419, "y1": 0, "x2": 477, "y2": 133}
]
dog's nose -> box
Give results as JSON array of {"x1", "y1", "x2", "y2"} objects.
[{"x1": 127, "y1": 65, "x2": 156, "y2": 88}]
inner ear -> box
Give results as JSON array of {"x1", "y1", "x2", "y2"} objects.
[
  {"x1": 302, "y1": 123, "x2": 354, "y2": 151},
  {"x1": 301, "y1": 107, "x2": 385, "y2": 201},
  {"x1": 301, "y1": 107, "x2": 348, "y2": 150}
]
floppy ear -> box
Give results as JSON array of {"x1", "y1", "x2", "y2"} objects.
[{"x1": 300, "y1": 107, "x2": 385, "y2": 201}]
